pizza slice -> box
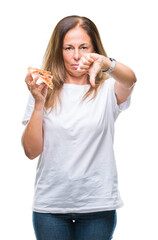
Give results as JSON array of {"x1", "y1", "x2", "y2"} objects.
[{"x1": 28, "y1": 67, "x2": 54, "y2": 89}]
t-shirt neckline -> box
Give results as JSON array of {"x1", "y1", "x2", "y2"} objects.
[{"x1": 63, "y1": 83, "x2": 90, "y2": 89}]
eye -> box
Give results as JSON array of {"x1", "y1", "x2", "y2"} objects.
[
  {"x1": 81, "y1": 46, "x2": 88, "y2": 50},
  {"x1": 65, "y1": 47, "x2": 73, "y2": 51}
]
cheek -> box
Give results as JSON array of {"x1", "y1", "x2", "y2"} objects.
[{"x1": 63, "y1": 53, "x2": 70, "y2": 64}]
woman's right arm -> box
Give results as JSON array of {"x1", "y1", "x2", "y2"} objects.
[{"x1": 21, "y1": 72, "x2": 48, "y2": 160}]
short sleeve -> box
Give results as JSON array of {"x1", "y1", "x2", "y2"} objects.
[
  {"x1": 108, "y1": 78, "x2": 131, "y2": 120},
  {"x1": 22, "y1": 94, "x2": 35, "y2": 125}
]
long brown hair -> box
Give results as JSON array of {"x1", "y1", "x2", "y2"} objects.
[{"x1": 42, "y1": 15, "x2": 109, "y2": 111}]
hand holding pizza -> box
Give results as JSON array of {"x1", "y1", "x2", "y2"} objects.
[
  {"x1": 25, "y1": 67, "x2": 54, "y2": 109},
  {"x1": 25, "y1": 70, "x2": 48, "y2": 109}
]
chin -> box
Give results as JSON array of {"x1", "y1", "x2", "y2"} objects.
[{"x1": 71, "y1": 70, "x2": 87, "y2": 77}]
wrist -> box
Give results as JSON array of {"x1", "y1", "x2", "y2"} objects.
[
  {"x1": 102, "y1": 57, "x2": 116, "y2": 74},
  {"x1": 102, "y1": 57, "x2": 111, "y2": 70},
  {"x1": 34, "y1": 102, "x2": 45, "y2": 111}
]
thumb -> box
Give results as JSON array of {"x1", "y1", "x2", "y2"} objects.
[{"x1": 89, "y1": 72, "x2": 96, "y2": 87}]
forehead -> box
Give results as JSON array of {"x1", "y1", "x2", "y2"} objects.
[{"x1": 63, "y1": 26, "x2": 92, "y2": 45}]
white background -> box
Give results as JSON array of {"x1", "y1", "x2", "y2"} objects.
[{"x1": 0, "y1": 0, "x2": 158, "y2": 239}]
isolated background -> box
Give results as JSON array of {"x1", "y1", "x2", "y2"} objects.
[{"x1": 0, "y1": 0, "x2": 158, "y2": 239}]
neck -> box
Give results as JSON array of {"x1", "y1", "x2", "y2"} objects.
[{"x1": 65, "y1": 74, "x2": 89, "y2": 85}]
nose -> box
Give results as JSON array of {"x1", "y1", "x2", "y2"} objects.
[{"x1": 74, "y1": 49, "x2": 81, "y2": 61}]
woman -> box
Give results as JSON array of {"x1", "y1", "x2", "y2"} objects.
[{"x1": 22, "y1": 15, "x2": 136, "y2": 240}]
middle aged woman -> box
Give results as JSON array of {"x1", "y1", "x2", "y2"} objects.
[{"x1": 23, "y1": 15, "x2": 137, "y2": 240}]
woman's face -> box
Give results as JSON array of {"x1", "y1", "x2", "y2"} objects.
[{"x1": 62, "y1": 26, "x2": 94, "y2": 78}]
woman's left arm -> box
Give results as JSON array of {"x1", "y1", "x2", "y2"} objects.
[
  {"x1": 106, "y1": 60, "x2": 137, "y2": 104},
  {"x1": 78, "y1": 53, "x2": 137, "y2": 104}
]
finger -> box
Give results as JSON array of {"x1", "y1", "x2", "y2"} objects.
[
  {"x1": 30, "y1": 75, "x2": 40, "y2": 90},
  {"x1": 78, "y1": 64, "x2": 90, "y2": 70},
  {"x1": 80, "y1": 56, "x2": 94, "y2": 66},
  {"x1": 32, "y1": 75, "x2": 40, "y2": 84},
  {"x1": 85, "y1": 55, "x2": 95, "y2": 64},
  {"x1": 25, "y1": 72, "x2": 33, "y2": 85},
  {"x1": 25, "y1": 72, "x2": 34, "y2": 91},
  {"x1": 38, "y1": 82, "x2": 47, "y2": 91},
  {"x1": 88, "y1": 53, "x2": 99, "y2": 61},
  {"x1": 77, "y1": 58, "x2": 93, "y2": 71},
  {"x1": 41, "y1": 84, "x2": 48, "y2": 98}
]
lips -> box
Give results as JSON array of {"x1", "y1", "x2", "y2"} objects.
[{"x1": 71, "y1": 64, "x2": 79, "y2": 67}]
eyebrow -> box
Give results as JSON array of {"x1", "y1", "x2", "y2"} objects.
[{"x1": 63, "y1": 43, "x2": 89, "y2": 47}]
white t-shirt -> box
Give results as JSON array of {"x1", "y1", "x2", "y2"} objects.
[{"x1": 22, "y1": 78, "x2": 131, "y2": 213}]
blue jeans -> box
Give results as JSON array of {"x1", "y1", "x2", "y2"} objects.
[{"x1": 33, "y1": 210, "x2": 117, "y2": 240}]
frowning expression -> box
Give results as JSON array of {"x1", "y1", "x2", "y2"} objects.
[{"x1": 62, "y1": 26, "x2": 94, "y2": 77}]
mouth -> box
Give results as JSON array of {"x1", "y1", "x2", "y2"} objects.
[{"x1": 71, "y1": 64, "x2": 79, "y2": 68}]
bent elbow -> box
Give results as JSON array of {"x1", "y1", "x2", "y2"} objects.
[
  {"x1": 130, "y1": 67, "x2": 137, "y2": 82},
  {"x1": 132, "y1": 71, "x2": 137, "y2": 84},
  {"x1": 21, "y1": 136, "x2": 42, "y2": 160},
  {"x1": 22, "y1": 143, "x2": 41, "y2": 160},
  {"x1": 128, "y1": 70, "x2": 137, "y2": 89},
  {"x1": 26, "y1": 153, "x2": 37, "y2": 160},
  {"x1": 24, "y1": 148, "x2": 42, "y2": 160},
  {"x1": 23, "y1": 148, "x2": 37, "y2": 160}
]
